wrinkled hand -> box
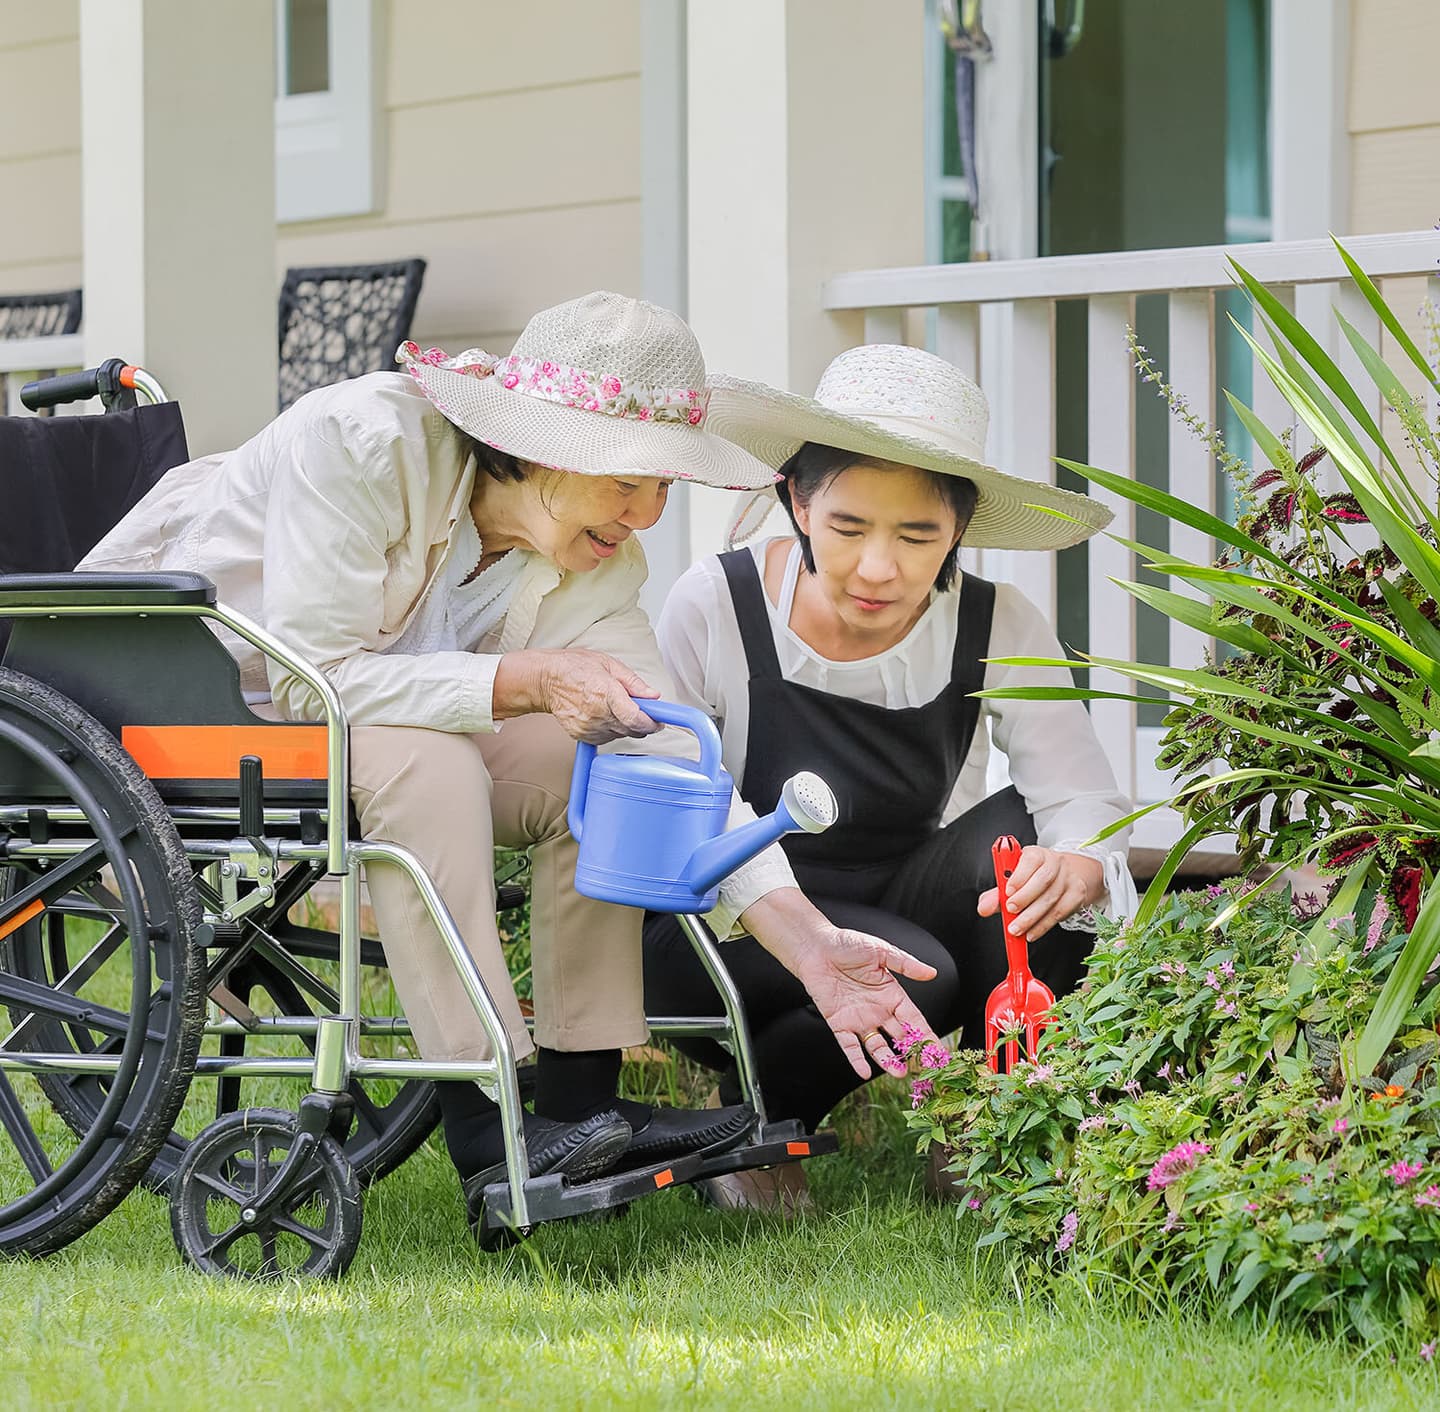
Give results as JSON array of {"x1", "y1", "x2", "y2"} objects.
[
  {"x1": 787, "y1": 926, "x2": 939, "y2": 1079},
  {"x1": 493, "y1": 648, "x2": 662, "y2": 744},
  {"x1": 977, "y1": 845, "x2": 1104, "y2": 942}
]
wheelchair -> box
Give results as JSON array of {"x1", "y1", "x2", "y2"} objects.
[{"x1": 0, "y1": 362, "x2": 836, "y2": 1278}]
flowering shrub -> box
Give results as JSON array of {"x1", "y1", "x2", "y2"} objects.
[{"x1": 909, "y1": 884, "x2": 1440, "y2": 1341}]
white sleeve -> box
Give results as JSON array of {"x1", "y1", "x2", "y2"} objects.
[
  {"x1": 262, "y1": 407, "x2": 498, "y2": 731},
  {"x1": 985, "y1": 584, "x2": 1138, "y2": 922}
]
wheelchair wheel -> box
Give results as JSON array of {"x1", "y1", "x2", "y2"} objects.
[
  {"x1": 0, "y1": 668, "x2": 205, "y2": 1257},
  {"x1": 169, "y1": 1107, "x2": 361, "y2": 1279},
  {"x1": 19, "y1": 880, "x2": 440, "y2": 1194}
]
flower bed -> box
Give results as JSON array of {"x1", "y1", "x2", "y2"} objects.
[{"x1": 910, "y1": 883, "x2": 1440, "y2": 1342}]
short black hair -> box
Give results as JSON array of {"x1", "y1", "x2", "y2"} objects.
[
  {"x1": 468, "y1": 436, "x2": 526, "y2": 484},
  {"x1": 775, "y1": 442, "x2": 977, "y2": 592}
]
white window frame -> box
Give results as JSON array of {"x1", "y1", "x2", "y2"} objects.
[{"x1": 275, "y1": 0, "x2": 384, "y2": 224}]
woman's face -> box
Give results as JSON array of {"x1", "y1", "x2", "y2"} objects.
[
  {"x1": 792, "y1": 461, "x2": 964, "y2": 641},
  {"x1": 510, "y1": 472, "x2": 672, "y2": 573}
]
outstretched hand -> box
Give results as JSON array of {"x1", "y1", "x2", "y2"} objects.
[{"x1": 740, "y1": 888, "x2": 939, "y2": 1079}]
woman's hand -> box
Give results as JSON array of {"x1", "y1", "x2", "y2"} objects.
[
  {"x1": 494, "y1": 647, "x2": 662, "y2": 743},
  {"x1": 976, "y1": 846, "x2": 1105, "y2": 942},
  {"x1": 740, "y1": 889, "x2": 938, "y2": 1078}
]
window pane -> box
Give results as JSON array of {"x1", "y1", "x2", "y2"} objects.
[
  {"x1": 941, "y1": 198, "x2": 971, "y2": 264},
  {"x1": 285, "y1": 0, "x2": 330, "y2": 96}
]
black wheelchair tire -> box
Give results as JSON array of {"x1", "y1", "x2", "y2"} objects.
[{"x1": 0, "y1": 667, "x2": 205, "y2": 1257}]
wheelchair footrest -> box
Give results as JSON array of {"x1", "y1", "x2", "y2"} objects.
[{"x1": 476, "y1": 1122, "x2": 838, "y2": 1231}]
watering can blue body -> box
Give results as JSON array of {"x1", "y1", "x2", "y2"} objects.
[{"x1": 567, "y1": 700, "x2": 836, "y2": 913}]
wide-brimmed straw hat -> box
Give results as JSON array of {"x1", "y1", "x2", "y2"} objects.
[
  {"x1": 706, "y1": 343, "x2": 1112, "y2": 549},
  {"x1": 395, "y1": 291, "x2": 778, "y2": 491}
]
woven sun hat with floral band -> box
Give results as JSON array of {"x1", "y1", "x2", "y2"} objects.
[
  {"x1": 705, "y1": 343, "x2": 1112, "y2": 549},
  {"x1": 395, "y1": 290, "x2": 778, "y2": 492}
]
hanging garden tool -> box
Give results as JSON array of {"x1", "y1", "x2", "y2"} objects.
[{"x1": 983, "y1": 835, "x2": 1056, "y2": 1073}]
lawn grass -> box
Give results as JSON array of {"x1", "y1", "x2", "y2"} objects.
[{"x1": 2, "y1": 1084, "x2": 1436, "y2": 1412}]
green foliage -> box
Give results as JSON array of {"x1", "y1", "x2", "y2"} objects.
[{"x1": 911, "y1": 883, "x2": 1440, "y2": 1340}]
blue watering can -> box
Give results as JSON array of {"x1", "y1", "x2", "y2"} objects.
[{"x1": 567, "y1": 699, "x2": 836, "y2": 913}]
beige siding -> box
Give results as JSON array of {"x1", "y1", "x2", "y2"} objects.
[
  {"x1": 0, "y1": 1, "x2": 81, "y2": 290},
  {"x1": 1348, "y1": 0, "x2": 1440, "y2": 232},
  {"x1": 277, "y1": 2, "x2": 644, "y2": 354},
  {"x1": 0, "y1": 2, "x2": 642, "y2": 346}
]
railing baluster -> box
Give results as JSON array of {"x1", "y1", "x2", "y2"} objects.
[
  {"x1": 936, "y1": 303, "x2": 979, "y2": 382},
  {"x1": 1166, "y1": 291, "x2": 1217, "y2": 672},
  {"x1": 1085, "y1": 293, "x2": 1137, "y2": 804},
  {"x1": 864, "y1": 308, "x2": 905, "y2": 345}
]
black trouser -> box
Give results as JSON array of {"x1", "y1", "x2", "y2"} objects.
[{"x1": 641, "y1": 787, "x2": 1095, "y2": 1131}]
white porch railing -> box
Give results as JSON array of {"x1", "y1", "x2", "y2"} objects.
[
  {"x1": 0, "y1": 335, "x2": 87, "y2": 417},
  {"x1": 824, "y1": 230, "x2": 1440, "y2": 853}
]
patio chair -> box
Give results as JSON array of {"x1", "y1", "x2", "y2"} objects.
[
  {"x1": 0, "y1": 289, "x2": 84, "y2": 415},
  {"x1": 276, "y1": 258, "x2": 427, "y2": 412}
]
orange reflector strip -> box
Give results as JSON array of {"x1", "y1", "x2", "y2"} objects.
[
  {"x1": 0, "y1": 898, "x2": 44, "y2": 942},
  {"x1": 654, "y1": 1168, "x2": 674, "y2": 1189},
  {"x1": 785, "y1": 1141, "x2": 810, "y2": 1157},
  {"x1": 121, "y1": 725, "x2": 328, "y2": 781},
  {"x1": 119, "y1": 365, "x2": 139, "y2": 389}
]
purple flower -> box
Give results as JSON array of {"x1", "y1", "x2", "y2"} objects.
[
  {"x1": 1386, "y1": 1160, "x2": 1424, "y2": 1186},
  {"x1": 1055, "y1": 1210, "x2": 1078, "y2": 1253},
  {"x1": 1205, "y1": 883, "x2": 1226, "y2": 899},
  {"x1": 1162, "y1": 1210, "x2": 1182, "y2": 1233},
  {"x1": 1205, "y1": 970, "x2": 1223, "y2": 991},
  {"x1": 1146, "y1": 1140, "x2": 1211, "y2": 1191},
  {"x1": 1422, "y1": 1341, "x2": 1437, "y2": 1363},
  {"x1": 1079, "y1": 1114, "x2": 1109, "y2": 1133},
  {"x1": 909, "y1": 1077, "x2": 934, "y2": 1108},
  {"x1": 1123, "y1": 1079, "x2": 1142, "y2": 1100},
  {"x1": 1157, "y1": 1062, "x2": 1172, "y2": 1082},
  {"x1": 895, "y1": 1024, "x2": 928, "y2": 1058},
  {"x1": 1365, "y1": 894, "x2": 1391, "y2": 955},
  {"x1": 919, "y1": 1041, "x2": 952, "y2": 1071},
  {"x1": 1220, "y1": 959, "x2": 1235, "y2": 979}
]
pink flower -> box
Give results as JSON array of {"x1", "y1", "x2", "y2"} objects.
[
  {"x1": 1244, "y1": 1201, "x2": 1259, "y2": 1213},
  {"x1": 583, "y1": 399, "x2": 600, "y2": 412},
  {"x1": 1386, "y1": 1160, "x2": 1424, "y2": 1186},
  {"x1": 919, "y1": 1041, "x2": 952, "y2": 1071},
  {"x1": 909, "y1": 1077, "x2": 934, "y2": 1108},
  {"x1": 1123, "y1": 1079, "x2": 1142, "y2": 1099},
  {"x1": 967, "y1": 1197, "x2": 981, "y2": 1210},
  {"x1": 687, "y1": 407, "x2": 704, "y2": 426},
  {"x1": 1079, "y1": 1115, "x2": 1108, "y2": 1133},
  {"x1": 1365, "y1": 894, "x2": 1391, "y2": 955},
  {"x1": 1024, "y1": 1064, "x2": 1056, "y2": 1087},
  {"x1": 1205, "y1": 970, "x2": 1222, "y2": 991},
  {"x1": 1146, "y1": 1141, "x2": 1211, "y2": 1191},
  {"x1": 600, "y1": 375, "x2": 622, "y2": 399},
  {"x1": 1422, "y1": 1342, "x2": 1437, "y2": 1363},
  {"x1": 1220, "y1": 959, "x2": 1235, "y2": 979},
  {"x1": 541, "y1": 360, "x2": 559, "y2": 377},
  {"x1": 636, "y1": 407, "x2": 653, "y2": 421},
  {"x1": 1055, "y1": 1211, "x2": 1078, "y2": 1253},
  {"x1": 1332, "y1": 1118, "x2": 1349, "y2": 1135},
  {"x1": 1414, "y1": 1185, "x2": 1440, "y2": 1210},
  {"x1": 502, "y1": 373, "x2": 520, "y2": 390},
  {"x1": 1162, "y1": 1210, "x2": 1182, "y2": 1233},
  {"x1": 896, "y1": 1024, "x2": 928, "y2": 1058}
]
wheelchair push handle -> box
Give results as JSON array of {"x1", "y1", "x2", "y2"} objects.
[{"x1": 21, "y1": 358, "x2": 168, "y2": 412}]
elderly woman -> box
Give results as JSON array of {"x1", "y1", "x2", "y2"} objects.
[
  {"x1": 79, "y1": 294, "x2": 938, "y2": 1227},
  {"x1": 643, "y1": 344, "x2": 1139, "y2": 1210}
]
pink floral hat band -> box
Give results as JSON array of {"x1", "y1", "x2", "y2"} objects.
[{"x1": 396, "y1": 341, "x2": 710, "y2": 428}]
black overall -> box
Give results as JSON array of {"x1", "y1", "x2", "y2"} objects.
[{"x1": 641, "y1": 550, "x2": 1090, "y2": 1129}]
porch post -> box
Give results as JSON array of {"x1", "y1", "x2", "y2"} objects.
[
  {"x1": 79, "y1": 0, "x2": 275, "y2": 455},
  {"x1": 685, "y1": 0, "x2": 927, "y2": 560}
]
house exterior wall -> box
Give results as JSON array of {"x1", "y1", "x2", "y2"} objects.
[
  {"x1": 0, "y1": 2, "x2": 82, "y2": 295},
  {"x1": 0, "y1": 1, "x2": 645, "y2": 354}
]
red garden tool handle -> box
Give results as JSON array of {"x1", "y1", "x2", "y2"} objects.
[{"x1": 992, "y1": 835, "x2": 1031, "y2": 977}]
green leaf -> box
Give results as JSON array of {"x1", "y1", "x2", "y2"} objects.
[
  {"x1": 1357, "y1": 880, "x2": 1440, "y2": 1075},
  {"x1": 1333, "y1": 236, "x2": 1440, "y2": 393},
  {"x1": 1204, "y1": 1238, "x2": 1227, "y2": 1288},
  {"x1": 1228, "y1": 1251, "x2": 1270, "y2": 1313},
  {"x1": 1336, "y1": 310, "x2": 1440, "y2": 469}
]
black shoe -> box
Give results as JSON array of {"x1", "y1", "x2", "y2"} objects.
[
  {"x1": 461, "y1": 1109, "x2": 632, "y2": 1221},
  {"x1": 621, "y1": 1103, "x2": 755, "y2": 1165}
]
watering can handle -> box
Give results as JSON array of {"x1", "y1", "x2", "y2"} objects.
[{"x1": 565, "y1": 699, "x2": 725, "y2": 845}]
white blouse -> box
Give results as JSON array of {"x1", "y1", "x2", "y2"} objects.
[{"x1": 656, "y1": 539, "x2": 1138, "y2": 922}]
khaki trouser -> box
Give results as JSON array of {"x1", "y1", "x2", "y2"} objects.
[{"x1": 348, "y1": 714, "x2": 647, "y2": 1062}]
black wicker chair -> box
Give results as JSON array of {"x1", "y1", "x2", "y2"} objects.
[
  {"x1": 0, "y1": 290, "x2": 84, "y2": 416},
  {"x1": 276, "y1": 258, "x2": 427, "y2": 412}
]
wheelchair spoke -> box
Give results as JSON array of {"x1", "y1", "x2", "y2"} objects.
[
  {"x1": 2, "y1": 921, "x2": 127, "y2": 1052},
  {"x1": 0, "y1": 842, "x2": 108, "y2": 937},
  {"x1": 268, "y1": 1212, "x2": 331, "y2": 1252},
  {"x1": 0, "y1": 969, "x2": 160, "y2": 1042},
  {"x1": 0, "y1": 1070, "x2": 53, "y2": 1183},
  {"x1": 192, "y1": 1168, "x2": 250, "y2": 1207},
  {"x1": 258, "y1": 1228, "x2": 280, "y2": 1274},
  {"x1": 196, "y1": 1220, "x2": 249, "y2": 1264}
]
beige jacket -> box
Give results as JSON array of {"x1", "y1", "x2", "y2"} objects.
[{"x1": 80, "y1": 372, "x2": 792, "y2": 931}]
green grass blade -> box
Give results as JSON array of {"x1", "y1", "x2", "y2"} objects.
[{"x1": 1333, "y1": 236, "x2": 1440, "y2": 392}]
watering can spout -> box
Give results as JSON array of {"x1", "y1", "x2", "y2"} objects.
[{"x1": 682, "y1": 772, "x2": 837, "y2": 896}]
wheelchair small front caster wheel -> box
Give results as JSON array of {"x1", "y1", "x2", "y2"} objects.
[{"x1": 169, "y1": 1108, "x2": 362, "y2": 1279}]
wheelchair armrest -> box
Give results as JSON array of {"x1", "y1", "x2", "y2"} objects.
[{"x1": 0, "y1": 572, "x2": 217, "y2": 609}]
